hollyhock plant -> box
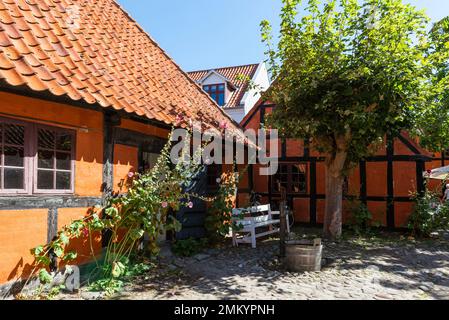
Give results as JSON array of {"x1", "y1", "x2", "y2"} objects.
[
  {"x1": 219, "y1": 121, "x2": 228, "y2": 130},
  {"x1": 175, "y1": 113, "x2": 184, "y2": 125}
]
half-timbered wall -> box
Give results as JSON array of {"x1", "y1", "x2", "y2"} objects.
[
  {"x1": 240, "y1": 102, "x2": 434, "y2": 230},
  {"x1": 0, "y1": 91, "x2": 169, "y2": 286}
]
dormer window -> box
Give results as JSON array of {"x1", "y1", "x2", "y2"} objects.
[{"x1": 203, "y1": 84, "x2": 225, "y2": 106}]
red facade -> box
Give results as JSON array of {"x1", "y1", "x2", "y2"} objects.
[{"x1": 239, "y1": 102, "x2": 443, "y2": 229}]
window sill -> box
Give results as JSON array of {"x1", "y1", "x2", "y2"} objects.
[
  {"x1": 0, "y1": 192, "x2": 75, "y2": 197},
  {"x1": 0, "y1": 195, "x2": 102, "y2": 210}
]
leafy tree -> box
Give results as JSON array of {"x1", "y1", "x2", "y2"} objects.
[
  {"x1": 261, "y1": 0, "x2": 430, "y2": 239},
  {"x1": 414, "y1": 17, "x2": 449, "y2": 153}
]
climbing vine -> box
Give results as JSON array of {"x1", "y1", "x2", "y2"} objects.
[{"x1": 205, "y1": 164, "x2": 247, "y2": 244}]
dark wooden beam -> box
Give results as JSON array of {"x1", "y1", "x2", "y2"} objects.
[
  {"x1": 360, "y1": 160, "x2": 367, "y2": 204},
  {"x1": 0, "y1": 196, "x2": 102, "y2": 210},
  {"x1": 47, "y1": 208, "x2": 58, "y2": 243},
  {"x1": 309, "y1": 161, "x2": 317, "y2": 224},
  {"x1": 386, "y1": 135, "x2": 395, "y2": 229},
  {"x1": 102, "y1": 112, "x2": 116, "y2": 203}
]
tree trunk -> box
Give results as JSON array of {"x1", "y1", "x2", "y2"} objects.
[{"x1": 323, "y1": 149, "x2": 347, "y2": 240}]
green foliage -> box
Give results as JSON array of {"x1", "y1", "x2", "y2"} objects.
[
  {"x1": 38, "y1": 269, "x2": 53, "y2": 285},
  {"x1": 89, "y1": 259, "x2": 153, "y2": 296},
  {"x1": 171, "y1": 238, "x2": 208, "y2": 257},
  {"x1": 27, "y1": 127, "x2": 213, "y2": 295},
  {"x1": 414, "y1": 17, "x2": 449, "y2": 152},
  {"x1": 261, "y1": 0, "x2": 430, "y2": 170},
  {"x1": 347, "y1": 200, "x2": 373, "y2": 235},
  {"x1": 89, "y1": 278, "x2": 124, "y2": 296},
  {"x1": 204, "y1": 165, "x2": 245, "y2": 243},
  {"x1": 408, "y1": 187, "x2": 449, "y2": 237}
]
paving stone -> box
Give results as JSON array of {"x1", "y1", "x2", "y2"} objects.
[
  {"x1": 193, "y1": 253, "x2": 211, "y2": 261},
  {"x1": 56, "y1": 233, "x2": 449, "y2": 301}
]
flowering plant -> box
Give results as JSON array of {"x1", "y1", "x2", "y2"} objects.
[{"x1": 28, "y1": 127, "x2": 207, "y2": 294}]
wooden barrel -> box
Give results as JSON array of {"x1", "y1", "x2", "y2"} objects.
[{"x1": 284, "y1": 239, "x2": 323, "y2": 272}]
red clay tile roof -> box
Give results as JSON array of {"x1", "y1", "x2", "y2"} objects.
[
  {"x1": 188, "y1": 64, "x2": 259, "y2": 109},
  {"x1": 0, "y1": 0, "x2": 241, "y2": 133}
]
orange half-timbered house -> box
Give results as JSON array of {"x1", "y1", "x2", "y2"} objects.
[
  {"x1": 0, "y1": 0, "x2": 246, "y2": 289},
  {"x1": 239, "y1": 100, "x2": 443, "y2": 230}
]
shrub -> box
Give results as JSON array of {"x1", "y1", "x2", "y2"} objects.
[
  {"x1": 347, "y1": 200, "x2": 373, "y2": 235},
  {"x1": 409, "y1": 189, "x2": 449, "y2": 237},
  {"x1": 204, "y1": 165, "x2": 244, "y2": 243},
  {"x1": 27, "y1": 127, "x2": 211, "y2": 295},
  {"x1": 171, "y1": 238, "x2": 208, "y2": 257}
]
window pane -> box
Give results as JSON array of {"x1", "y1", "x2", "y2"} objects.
[
  {"x1": 4, "y1": 168, "x2": 24, "y2": 189},
  {"x1": 56, "y1": 152, "x2": 71, "y2": 170},
  {"x1": 217, "y1": 93, "x2": 225, "y2": 106},
  {"x1": 203, "y1": 85, "x2": 209, "y2": 92},
  {"x1": 4, "y1": 146, "x2": 24, "y2": 167},
  {"x1": 5, "y1": 124, "x2": 24, "y2": 145},
  {"x1": 292, "y1": 164, "x2": 306, "y2": 174},
  {"x1": 56, "y1": 172, "x2": 71, "y2": 190},
  {"x1": 56, "y1": 133, "x2": 72, "y2": 151},
  {"x1": 218, "y1": 84, "x2": 225, "y2": 91},
  {"x1": 38, "y1": 150, "x2": 54, "y2": 169},
  {"x1": 38, "y1": 129, "x2": 55, "y2": 149},
  {"x1": 37, "y1": 170, "x2": 54, "y2": 189}
]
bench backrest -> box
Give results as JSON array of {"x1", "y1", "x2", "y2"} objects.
[{"x1": 232, "y1": 204, "x2": 272, "y2": 220}]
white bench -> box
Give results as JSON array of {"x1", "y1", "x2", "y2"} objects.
[{"x1": 231, "y1": 204, "x2": 290, "y2": 249}]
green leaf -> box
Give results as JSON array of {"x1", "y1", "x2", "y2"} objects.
[
  {"x1": 38, "y1": 269, "x2": 53, "y2": 285},
  {"x1": 32, "y1": 245, "x2": 44, "y2": 256},
  {"x1": 112, "y1": 262, "x2": 126, "y2": 278},
  {"x1": 59, "y1": 232, "x2": 70, "y2": 245},
  {"x1": 36, "y1": 256, "x2": 51, "y2": 266},
  {"x1": 129, "y1": 229, "x2": 144, "y2": 241},
  {"x1": 53, "y1": 246, "x2": 64, "y2": 258},
  {"x1": 63, "y1": 251, "x2": 78, "y2": 261}
]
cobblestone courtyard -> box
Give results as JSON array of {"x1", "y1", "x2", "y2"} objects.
[
  {"x1": 84, "y1": 229, "x2": 449, "y2": 301},
  {"x1": 54, "y1": 228, "x2": 449, "y2": 301}
]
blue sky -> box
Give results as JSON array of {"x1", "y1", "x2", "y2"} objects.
[{"x1": 117, "y1": 0, "x2": 448, "y2": 72}]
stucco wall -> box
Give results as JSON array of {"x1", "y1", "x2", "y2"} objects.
[{"x1": 0, "y1": 91, "x2": 171, "y2": 286}]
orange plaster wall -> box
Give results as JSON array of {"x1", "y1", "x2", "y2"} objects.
[
  {"x1": 395, "y1": 202, "x2": 414, "y2": 228},
  {"x1": 286, "y1": 139, "x2": 304, "y2": 157},
  {"x1": 367, "y1": 201, "x2": 387, "y2": 226},
  {"x1": 393, "y1": 162, "x2": 417, "y2": 197},
  {"x1": 347, "y1": 167, "x2": 360, "y2": 196},
  {"x1": 57, "y1": 208, "x2": 103, "y2": 266},
  {"x1": 0, "y1": 210, "x2": 48, "y2": 284},
  {"x1": 237, "y1": 193, "x2": 250, "y2": 208},
  {"x1": 253, "y1": 165, "x2": 269, "y2": 193},
  {"x1": 237, "y1": 165, "x2": 249, "y2": 189},
  {"x1": 113, "y1": 144, "x2": 139, "y2": 193},
  {"x1": 0, "y1": 91, "x2": 104, "y2": 197},
  {"x1": 75, "y1": 128, "x2": 103, "y2": 196},
  {"x1": 316, "y1": 200, "x2": 326, "y2": 224},
  {"x1": 119, "y1": 118, "x2": 169, "y2": 139},
  {"x1": 366, "y1": 162, "x2": 388, "y2": 197},
  {"x1": 293, "y1": 198, "x2": 309, "y2": 223},
  {"x1": 316, "y1": 162, "x2": 326, "y2": 195},
  {"x1": 394, "y1": 139, "x2": 415, "y2": 156}
]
